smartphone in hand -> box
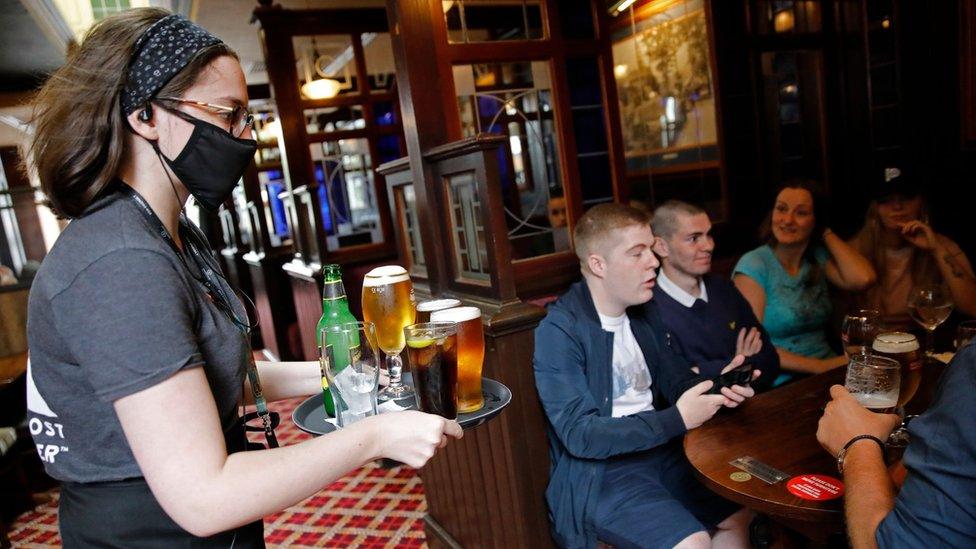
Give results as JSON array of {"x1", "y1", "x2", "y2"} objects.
[{"x1": 707, "y1": 363, "x2": 754, "y2": 395}]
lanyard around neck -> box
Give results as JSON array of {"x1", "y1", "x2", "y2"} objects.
[{"x1": 121, "y1": 185, "x2": 279, "y2": 448}]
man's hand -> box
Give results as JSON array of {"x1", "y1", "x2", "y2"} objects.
[
  {"x1": 676, "y1": 380, "x2": 725, "y2": 430},
  {"x1": 735, "y1": 327, "x2": 763, "y2": 357},
  {"x1": 718, "y1": 355, "x2": 758, "y2": 408},
  {"x1": 817, "y1": 385, "x2": 901, "y2": 457}
]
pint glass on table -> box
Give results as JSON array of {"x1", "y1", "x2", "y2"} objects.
[
  {"x1": 416, "y1": 298, "x2": 462, "y2": 324},
  {"x1": 362, "y1": 265, "x2": 416, "y2": 400},
  {"x1": 872, "y1": 332, "x2": 922, "y2": 408},
  {"x1": 430, "y1": 306, "x2": 485, "y2": 413},
  {"x1": 404, "y1": 322, "x2": 458, "y2": 420}
]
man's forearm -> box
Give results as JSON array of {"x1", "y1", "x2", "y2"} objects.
[{"x1": 843, "y1": 441, "x2": 897, "y2": 549}]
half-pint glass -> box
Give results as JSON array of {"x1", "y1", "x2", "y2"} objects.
[
  {"x1": 404, "y1": 322, "x2": 458, "y2": 420},
  {"x1": 430, "y1": 306, "x2": 484, "y2": 413}
]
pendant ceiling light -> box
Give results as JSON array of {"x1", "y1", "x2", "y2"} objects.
[
  {"x1": 301, "y1": 77, "x2": 341, "y2": 100},
  {"x1": 301, "y1": 36, "x2": 342, "y2": 100}
]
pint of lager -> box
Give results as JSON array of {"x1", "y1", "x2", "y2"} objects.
[
  {"x1": 362, "y1": 265, "x2": 416, "y2": 400},
  {"x1": 430, "y1": 306, "x2": 485, "y2": 413},
  {"x1": 416, "y1": 298, "x2": 462, "y2": 324},
  {"x1": 362, "y1": 266, "x2": 416, "y2": 355},
  {"x1": 872, "y1": 332, "x2": 922, "y2": 408}
]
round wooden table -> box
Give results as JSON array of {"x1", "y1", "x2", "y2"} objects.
[{"x1": 684, "y1": 359, "x2": 947, "y2": 539}]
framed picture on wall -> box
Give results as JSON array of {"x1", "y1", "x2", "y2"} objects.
[{"x1": 610, "y1": 0, "x2": 719, "y2": 173}]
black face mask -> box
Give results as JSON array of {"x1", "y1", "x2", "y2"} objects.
[{"x1": 152, "y1": 109, "x2": 257, "y2": 211}]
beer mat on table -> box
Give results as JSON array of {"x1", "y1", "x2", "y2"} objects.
[
  {"x1": 293, "y1": 377, "x2": 513, "y2": 435},
  {"x1": 931, "y1": 352, "x2": 954, "y2": 364}
]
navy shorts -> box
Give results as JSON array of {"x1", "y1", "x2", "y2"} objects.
[{"x1": 591, "y1": 443, "x2": 741, "y2": 549}]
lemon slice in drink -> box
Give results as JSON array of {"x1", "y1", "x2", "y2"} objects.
[{"x1": 406, "y1": 338, "x2": 435, "y2": 349}]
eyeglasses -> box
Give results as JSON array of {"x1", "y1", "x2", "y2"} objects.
[{"x1": 157, "y1": 96, "x2": 254, "y2": 138}]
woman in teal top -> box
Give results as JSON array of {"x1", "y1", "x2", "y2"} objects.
[{"x1": 734, "y1": 181, "x2": 876, "y2": 385}]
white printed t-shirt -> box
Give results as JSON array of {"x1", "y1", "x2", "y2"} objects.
[{"x1": 598, "y1": 312, "x2": 656, "y2": 417}]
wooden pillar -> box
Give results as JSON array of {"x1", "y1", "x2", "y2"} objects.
[{"x1": 384, "y1": 0, "x2": 461, "y2": 295}]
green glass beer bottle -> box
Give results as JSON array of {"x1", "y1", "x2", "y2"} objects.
[{"x1": 316, "y1": 264, "x2": 357, "y2": 416}]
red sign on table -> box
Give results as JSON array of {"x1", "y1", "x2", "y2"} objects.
[{"x1": 786, "y1": 474, "x2": 844, "y2": 501}]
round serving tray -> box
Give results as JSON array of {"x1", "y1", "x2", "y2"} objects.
[{"x1": 292, "y1": 377, "x2": 512, "y2": 436}]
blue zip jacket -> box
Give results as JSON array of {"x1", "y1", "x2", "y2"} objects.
[{"x1": 533, "y1": 281, "x2": 704, "y2": 548}]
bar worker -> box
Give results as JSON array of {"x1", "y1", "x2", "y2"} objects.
[{"x1": 24, "y1": 9, "x2": 460, "y2": 546}]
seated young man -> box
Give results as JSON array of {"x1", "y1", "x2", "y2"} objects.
[
  {"x1": 533, "y1": 203, "x2": 756, "y2": 549},
  {"x1": 650, "y1": 200, "x2": 780, "y2": 389},
  {"x1": 817, "y1": 345, "x2": 976, "y2": 547}
]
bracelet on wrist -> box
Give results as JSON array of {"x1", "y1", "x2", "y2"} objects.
[{"x1": 837, "y1": 434, "x2": 886, "y2": 474}]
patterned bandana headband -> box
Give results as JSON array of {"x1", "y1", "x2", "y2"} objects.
[{"x1": 121, "y1": 14, "x2": 223, "y2": 115}]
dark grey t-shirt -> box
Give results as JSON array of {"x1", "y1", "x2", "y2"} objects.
[{"x1": 26, "y1": 191, "x2": 248, "y2": 482}]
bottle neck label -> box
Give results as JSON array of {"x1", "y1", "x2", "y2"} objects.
[{"x1": 322, "y1": 279, "x2": 347, "y2": 301}]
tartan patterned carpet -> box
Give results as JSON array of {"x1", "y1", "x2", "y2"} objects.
[{"x1": 8, "y1": 396, "x2": 429, "y2": 548}]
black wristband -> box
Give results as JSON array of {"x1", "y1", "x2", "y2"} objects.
[
  {"x1": 837, "y1": 434, "x2": 886, "y2": 474},
  {"x1": 843, "y1": 434, "x2": 885, "y2": 454}
]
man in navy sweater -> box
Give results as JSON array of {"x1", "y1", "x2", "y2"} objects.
[
  {"x1": 650, "y1": 201, "x2": 780, "y2": 389},
  {"x1": 534, "y1": 203, "x2": 756, "y2": 548}
]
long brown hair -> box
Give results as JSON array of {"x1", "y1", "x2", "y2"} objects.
[
  {"x1": 27, "y1": 8, "x2": 236, "y2": 219},
  {"x1": 852, "y1": 200, "x2": 939, "y2": 312}
]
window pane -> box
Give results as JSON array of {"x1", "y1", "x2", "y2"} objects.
[
  {"x1": 443, "y1": 0, "x2": 545, "y2": 43},
  {"x1": 752, "y1": 1, "x2": 823, "y2": 35},
  {"x1": 361, "y1": 33, "x2": 397, "y2": 94},
  {"x1": 453, "y1": 61, "x2": 568, "y2": 260},
  {"x1": 394, "y1": 184, "x2": 426, "y2": 276},
  {"x1": 303, "y1": 106, "x2": 365, "y2": 134},
  {"x1": 445, "y1": 171, "x2": 490, "y2": 284},
  {"x1": 309, "y1": 139, "x2": 383, "y2": 251}
]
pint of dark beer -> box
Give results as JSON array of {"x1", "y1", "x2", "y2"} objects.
[
  {"x1": 872, "y1": 332, "x2": 922, "y2": 408},
  {"x1": 430, "y1": 306, "x2": 485, "y2": 413},
  {"x1": 404, "y1": 322, "x2": 458, "y2": 420},
  {"x1": 416, "y1": 298, "x2": 462, "y2": 324}
]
